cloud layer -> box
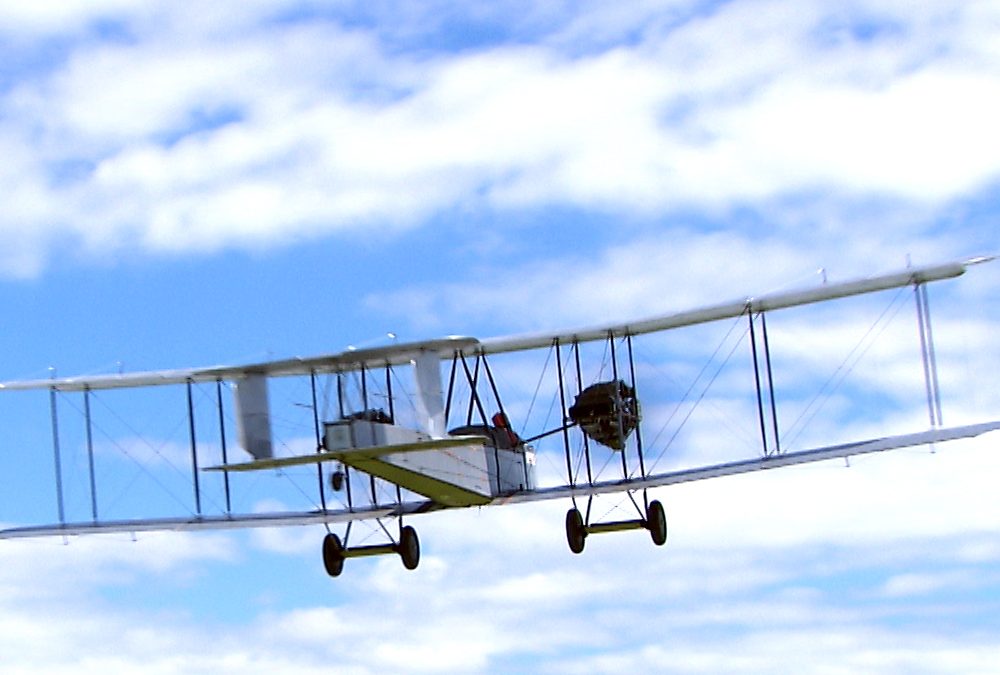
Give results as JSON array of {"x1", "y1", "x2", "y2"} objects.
[{"x1": 2, "y1": 1, "x2": 999, "y2": 276}]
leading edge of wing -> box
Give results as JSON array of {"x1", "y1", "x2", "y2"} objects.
[
  {"x1": 0, "y1": 336, "x2": 481, "y2": 393},
  {"x1": 0, "y1": 257, "x2": 988, "y2": 392},
  {"x1": 499, "y1": 420, "x2": 1000, "y2": 506},
  {"x1": 476, "y1": 258, "x2": 975, "y2": 356}
]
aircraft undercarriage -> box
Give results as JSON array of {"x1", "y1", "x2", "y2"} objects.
[
  {"x1": 322, "y1": 524, "x2": 420, "y2": 577},
  {"x1": 565, "y1": 496, "x2": 666, "y2": 554}
]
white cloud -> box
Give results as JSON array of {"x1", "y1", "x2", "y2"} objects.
[{"x1": 1, "y1": 1, "x2": 999, "y2": 274}]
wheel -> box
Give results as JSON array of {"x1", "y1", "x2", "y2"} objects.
[
  {"x1": 330, "y1": 470, "x2": 345, "y2": 492},
  {"x1": 322, "y1": 533, "x2": 345, "y2": 577},
  {"x1": 646, "y1": 500, "x2": 667, "y2": 546},
  {"x1": 565, "y1": 508, "x2": 586, "y2": 554},
  {"x1": 397, "y1": 525, "x2": 420, "y2": 570}
]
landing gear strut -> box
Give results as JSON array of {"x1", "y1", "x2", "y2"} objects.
[{"x1": 321, "y1": 526, "x2": 421, "y2": 577}]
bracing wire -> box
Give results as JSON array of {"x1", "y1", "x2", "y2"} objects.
[
  {"x1": 780, "y1": 286, "x2": 910, "y2": 451},
  {"x1": 645, "y1": 317, "x2": 750, "y2": 475}
]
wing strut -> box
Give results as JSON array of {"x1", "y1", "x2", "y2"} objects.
[
  {"x1": 83, "y1": 388, "x2": 99, "y2": 522},
  {"x1": 186, "y1": 381, "x2": 202, "y2": 516},
  {"x1": 554, "y1": 339, "x2": 576, "y2": 491},
  {"x1": 573, "y1": 342, "x2": 595, "y2": 485},
  {"x1": 215, "y1": 380, "x2": 232, "y2": 514},
  {"x1": 748, "y1": 309, "x2": 781, "y2": 456},
  {"x1": 310, "y1": 371, "x2": 328, "y2": 517},
  {"x1": 48, "y1": 378, "x2": 66, "y2": 527},
  {"x1": 915, "y1": 282, "x2": 943, "y2": 428}
]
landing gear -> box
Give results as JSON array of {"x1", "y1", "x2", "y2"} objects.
[
  {"x1": 322, "y1": 533, "x2": 345, "y2": 577},
  {"x1": 330, "y1": 470, "x2": 345, "y2": 492},
  {"x1": 397, "y1": 525, "x2": 420, "y2": 570},
  {"x1": 564, "y1": 497, "x2": 667, "y2": 553},
  {"x1": 565, "y1": 508, "x2": 586, "y2": 554},
  {"x1": 321, "y1": 525, "x2": 421, "y2": 577},
  {"x1": 646, "y1": 499, "x2": 667, "y2": 546}
]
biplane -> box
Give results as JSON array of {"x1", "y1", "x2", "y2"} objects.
[{"x1": 0, "y1": 257, "x2": 997, "y2": 578}]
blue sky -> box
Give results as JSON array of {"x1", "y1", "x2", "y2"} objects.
[{"x1": 1, "y1": 1, "x2": 1000, "y2": 672}]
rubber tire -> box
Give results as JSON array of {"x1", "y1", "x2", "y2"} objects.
[
  {"x1": 398, "y1": 525, "x2": 420, "y2": 571},
  {"x1": 647, "y1": 500, "x2": 667, "y2": 546},
  {"x1": 330, "y1": 470, "x2": 345, "y2": 492},
  {"x1": 565, "y1": 508, "x2": 586, "y2": 554},
  {"x1": 322, "y1": 533, "x2": 345, "y2": 577}
]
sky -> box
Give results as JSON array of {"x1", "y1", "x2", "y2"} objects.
[{"x1": 1, "y1": 0, "x2": 1000, "y2": 672}]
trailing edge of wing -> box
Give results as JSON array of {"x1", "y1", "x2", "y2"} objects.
[
  {"x1": 502, "y1": 420, "x2": 1000, "y2": 505},
  {"x1": 205, "y1": 435, "x2": 489, "y2": 473}
]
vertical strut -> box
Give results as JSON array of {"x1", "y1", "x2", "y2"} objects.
[
  {"x1": 608, "y1": 332, "x2": 629, "y2": 477},
  {"x1": 186, "y1": 381, "x2": 202, "y2": 516},
  {"x1": 310, "y1": 372, "x2": 328, "y2": 513},
  {"x1": 760, "y1": 312, "x2": 781, "y2": 455},
  {"x1": 215, "y1": 380, "x2": 232, "y2": 514},
  {"x1": 915, "y1": 283, "x2": 943, "y2": 427},
  {"x1": 925, "y1": 285, "x2": 943, "y2": 426},
  {"x1": 626, "y1": 334, "x2": 647, "y2": 481},
  {"x1": 83, "y1": 388, "x2": 99, "y2": 522},
  {"x1": 48, "y1": 378, "x2": 66, "y2": 526},
  {"x1": 336, "y1": 373, "x2": 345, "y2": 419},
  {"x1": 444, "y1": 355, "x2": 458, "y2": 426},
  {"x1": 337, "y1": 372, "x2": 353, "y2": 510},
  {"x1": 748, "y1": 311, "x2": 770, "y2": 456},
  {"x1": 573, "y1": 343, "x2": 594, "y2": 485},
  {"x1": 554, "y1": 340, "x2": 576, "y2": 489},
  {"x1": 385, "y1": 364, "x2": 395, "y2": 422},
  {"x1": 749, "y1": 310, "x2": 781, "y2": 455}
]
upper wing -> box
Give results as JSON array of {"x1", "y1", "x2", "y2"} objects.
[
  {"x1": 476, "y1": 259, "x2": 978, "y2": 355},
  {"x1": 0, "y1": 258, "x2": 987, "y2": 392},
  {"x1": 0, "y1": 336, "x2": 481, "y2": 392}
]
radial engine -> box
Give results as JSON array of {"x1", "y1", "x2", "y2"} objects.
[{"x1": 568, "y1": 380, "x2": 641, "y2": 450}]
